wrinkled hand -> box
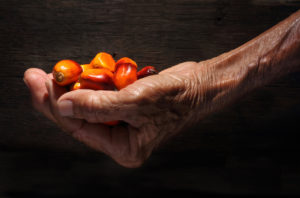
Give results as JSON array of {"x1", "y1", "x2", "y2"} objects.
[
  {"x1": 23, "y1": 9, "x2": 300, "y2": 168},
  {"x1": 24, "y1": 61, "x2": 203, "y2": 168}
]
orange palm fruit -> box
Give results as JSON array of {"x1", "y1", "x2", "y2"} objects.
[
  {"x1": 70, "y1": 81, "x2": 81, "y2": 91},
  {"x1": 80, "y1": 64, "x2": 93, "y2": 72},
  {"x1": 115, "y1": 57, "x2": 137, "y2": 68},
  {"x1": 79, "y1": 68, "x2": 115, "y2": 90},
  {"x1": 90, "y1": 52, "x2": 116, "y2": 72},
  {"x1": 137, "y1": 66, "x2": 158, "y2": 79},
  {"x1": 52, "y1": 60, "x2": 82, "y2": 86},
  {"x1": 113, "y1": 57, "x2": 138, "y2": 90}
]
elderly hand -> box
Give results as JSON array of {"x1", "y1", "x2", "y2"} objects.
[
  {"x1": 24, "y1": 61, "x2": 205, "y2": 168},
  {"x1": 23, "y1": 9, "x2": 300, "y2": 168}
]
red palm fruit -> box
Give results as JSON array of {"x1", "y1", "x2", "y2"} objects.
[
  {"x1": 113, "y1": 63, "x2": 137, "y2": 90},
  {"x1": 115, "y1": 57, "x2": 137, "y2": 68},
  {"x1": 79, "y1": 68, "x2": 115, "y2": 90},
  {"x1": 90, "y1": 52, "x2": 116, "y2": 72},
  {"x1": 113, "y1": 57, "x2": 138, "y2": 90},
  {"x1": 137, "y1": 66, "x2": 158, "y2": 79},
  {"x1": 104, "y1": 120, "x2": 120, "y2": 126},
  {"x1": 52, "y1": 60, "x2": 82, "y2": 86}
]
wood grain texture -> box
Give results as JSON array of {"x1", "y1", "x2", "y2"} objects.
[{"x1": 1, "y1": 0, "x2": 300, "y2": 196}]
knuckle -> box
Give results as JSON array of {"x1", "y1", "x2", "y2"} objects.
[
  {"x1": 119, "y1": 157, "x2": 145, "y2": 168},
  {"x1": 71, "y1": 129, "x2": 84, "y2": 142},
  {"x1": 121, "y1": 85, "x2": 145, "y2": 102},
  {"x1": 86, "y1": 94, "x2": 101, "y2": 122},
  {"x1": 178, "y1": 67, "x2": 202, "y2": 109},
  {"x1": 126, "y1": 114, "x2": 147, "y2": 127},
  {"x1": 129, "y1": 158, "x2": 144, "y2": 168},
  {"x1": 114, "y1": 134, "x2": 148, "y2": 168},
  {"x1": 75, "y1": 93, "x2": 100, "y2": 122}
]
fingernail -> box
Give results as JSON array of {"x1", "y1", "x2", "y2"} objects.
[{"x1": 58, "y1": 100, "x2": 73, "y2": 116}]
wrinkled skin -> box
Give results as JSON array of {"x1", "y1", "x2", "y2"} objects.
[
  {"x1": 24, "y1": 61, "x2": 205, "y2": 168},
  {"x1": 24, "y1": 10, "x2": 300, "y2": 168}
]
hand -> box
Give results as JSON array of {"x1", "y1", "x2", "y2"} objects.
[
  {"x1": 23, "y1": 61, "x2": 203, "y2": 168},
  {"x1": 23, "y1": 9, "x2": 300, "y2": 168}
]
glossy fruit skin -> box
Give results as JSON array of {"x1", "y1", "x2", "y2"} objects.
[
  {"x1": 70, "y1": 81, "x2": 81, "y2": 91},
  {"x1": 53, "y1": 56, "x2": 142, "y2": 127},
  {"x1": 79, "y1": 68, "x2": 115, "y2": 90},
  {"x1": 90, "y1": 52, "x2": 116, "y2": 72},
  {"x1": 115, "y1": 57, "x2": 137, "y2": 68},
  {"x1": 113, "y1": 63, "x2": 137, "y2": 90},
  {"x1": 80, "y1": 64, "x2": 93, "y2": 72},
  {"x1": 137, "y1": 66, "x2": 158, "y2": 79},
  {"x1": 53, "y1": 60, "x2": 82, "y2": 86}
]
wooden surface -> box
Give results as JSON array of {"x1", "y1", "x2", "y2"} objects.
[{"x1": 1, "y1": 0, "x2": 300, "y2": 196}]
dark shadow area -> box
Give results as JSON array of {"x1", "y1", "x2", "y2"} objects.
[{"x1": 1, "y1": 0, "x2": 300, "y2": 196}]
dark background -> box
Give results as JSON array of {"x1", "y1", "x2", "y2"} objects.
[{"x1": 1, "y1": 0, "x2": 300, "y2": 196}]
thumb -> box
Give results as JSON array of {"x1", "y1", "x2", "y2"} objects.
[{"x1": 57, "y1": 89, "x2": 138, "y2": 124}]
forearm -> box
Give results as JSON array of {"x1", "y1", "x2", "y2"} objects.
[{"x1": 195, "y1": 10, "x2": 300, "y2": 117}]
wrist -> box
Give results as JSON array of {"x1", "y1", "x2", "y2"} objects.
[{"x1": 192, "y1": 10, "x2": 300, "y2": 120}]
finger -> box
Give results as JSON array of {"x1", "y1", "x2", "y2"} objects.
[
  {"x1": 71, "y1": 121, "x2": 113, "y2": 155},
  {"x1": 56, "y1": 89, "x2": 140, "y2": 125},
  {"x1": 23, "y1": 68, "x2": 56, "y2": 122},
  {"x1": 48, "y1": 73, "x2": 54, "y2": 80},
  {"x1": 46, "y1": 79, "x2": 118, "y2": 155},
  {"x1": 45, "y1": 79, "x2": 85, "y2": 134},
  {"x1": 49, "y1": 78, "x2": 158, "y2": 167},
  {"x1": 47, "y1": 79, "x2": 148, "y2": 166},
  {"x1": 73, "y1": 122, "x2": 146, "y2": 168}
]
